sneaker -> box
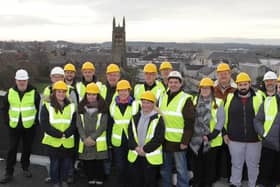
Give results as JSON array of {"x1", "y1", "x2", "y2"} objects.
[
  {"x1": 0, "y1": 174, "x2": 13, "y2": 184},
  {"x1": 95, "y1": 181, "x2": 104, "y2": 186},
  {"x1": 23, "y1": 170, "x2": 32, "y2": 178},
  {"x1": 88, "y1": 180, "x2": 95, "y2": 185},
  {"x1": 45, "y1": 177, "x2": 52, "y2": 183}
]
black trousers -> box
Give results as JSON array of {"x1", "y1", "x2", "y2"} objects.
[
  {"x1": 190, "y1": 146, "x2": 218, "y2": 187},
  {"x1": 83, "y1": 159, "x2": 105, "y2": 182},
  {"x1": 129, "y1": 156, "x2": 159, "y2": 187},
  {"x1": 6, "y1": 126, "x2": 35, "y2": 175},
  {"x1": 258, "y1": 147, "x2": 280, "y2": 186}
]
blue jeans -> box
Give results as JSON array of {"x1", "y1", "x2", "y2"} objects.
[
  {"x1": 50, "y1": 156, "x2": 72, "y2": 184},
  {"x1": 161, "y1": 151, "x2": 189, "y2": 187}
]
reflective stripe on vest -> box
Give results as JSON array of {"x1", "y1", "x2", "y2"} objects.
[
  {"x1": 263, "y1": 96, "x2": 278, "y2": 137},
  {"x1": 193, "y1": 96, "x2": 223, "y2": 148},
  {"x1": 134, "y1": 81, "x2": 164, "y2": 101},
  {"x1": 224, "y1": 93, "x2": 263, "y2": 130},
  {"x1": 159, "y1": 91, "x2": 192, "y2": 142},
  {"x1": 41, "y1": 103, "x2": 75, "y2": 148},
  {"x1": 78, "y1": 113, "x2": 107, "y2": 153},
  {"x1": 110, "y1": 100, "x2": 139, "y2": 147},
  {"x1": 127, "y1": 115, "x2": 163, "y2": 165},
  {"x1": 8, "y1": 88, "x2": 37, "y2": 128}
]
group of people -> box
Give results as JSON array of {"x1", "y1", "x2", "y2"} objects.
[{"x1": 0, "y1": 60, "x2": 279, "y2": 187}]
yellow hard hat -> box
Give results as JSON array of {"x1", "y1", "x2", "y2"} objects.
[
  {"x1": 86, "y1": 83, "x2": 99, "y2": 94},
  {"x1": 82, "y1": 61, "x2": 95, "y2": 70},
  {"x1": 278, "y1": 76, "x2": 280, "y2": 82},
  {"x1": 116, "y1": 80, "x2": 131, "y2": 91},
  {"x1": 199, "y1": 78, "x2": 214, "y2": 87},
  {"x1": 144, "y1": 63, "x2": 157, "y2": 73},
  {"x1": 160, "y1": 61, "x2": 173, "y2": 70},
  {"x1": 140, "y1": 91, "x2": 156, "y2": 103},
  {"x1": 106, "y1": 64, "x2": 120, "y2": 73},
  {"x1": 64, "y1": 63, "x2": 76, "y2": 72},
  {"x1": 236, "y1": 72, "x2": 251, "y2": 83},
  {"x1": 52, "y1": 81, "x2": 67, "y2": 91},
  {"x1": 216, "y1": 63, "x2": 230, "y2": 72}
]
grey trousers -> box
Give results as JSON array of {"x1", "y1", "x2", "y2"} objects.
[{"x1": 228, "y1": 141, "x2": 262, "y2": 187}]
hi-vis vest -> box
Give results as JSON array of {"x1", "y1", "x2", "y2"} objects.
[
  {"x1": 76, "y1": 81, "x2": 103, "y2": 101},
  {"x1": 134, "y1": 80, "x2": 165, "y2": 101},
  {"x1": 128, "y1": 114, "x2": 163, "y2": 165},
  {"x1": 99, "y1": 84, "x2": 118, "y2": 101},
  {"x1": 159, "y1": 91, "x2": 193, "y2": 142},
  {"x1": 224, "y1": 92, "x2": 263, "y2": 130},
  {"x1": 8, "y1": 88, "x2": 37, "y2": 128},
  {"x1": 110, "y1": 100, "x2": 139, "y2": 147},
  {"x1": 78, "y1": 113, "x2": 107, "y2": 153},
  {"x1": 42, "y1": 103, "x2": 75, "y2": 149},
  {"x1": 263, "y1": 96, "x2": 278, "y2": 137},
  {"x1": 193, "y1": 96, "x2": 223, "y2": 148}
]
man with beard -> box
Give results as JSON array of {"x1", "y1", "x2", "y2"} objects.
[
  {"x1": 64, "y1": 63, "x2": 79, "y2": 106},
  {"x1": 254, "y1": 71, "x2": 280, "y2": 187},
  {"x1": 223, "y1": 72, "x2": 263, "y2": 187}
]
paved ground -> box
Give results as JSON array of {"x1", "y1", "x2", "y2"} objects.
[{"x1": 0, "y1": 159, "x2": 248, "y2": 187}]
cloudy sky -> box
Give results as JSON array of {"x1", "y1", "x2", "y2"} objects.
[{"x1": 1, "y1": 0, "x2": 280, "y2": 44}]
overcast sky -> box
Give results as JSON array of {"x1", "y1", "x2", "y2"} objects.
[{"x1": 1, "y1": 0, "x2": 280, "y2": 44}]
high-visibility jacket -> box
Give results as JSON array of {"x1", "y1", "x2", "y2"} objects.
[
  {"x1": 76, "y1": 81, "x2": 103, "y2": 101},
  {"x1": 78, "y1": 113, "x2": 107, "y2": 153},
  {"x1": 8, "y1": 88, "x2": 37, "y2": 128},
  {"x1": 193, "y1": 96, "x2": 223, "y2": 148},
  {"x1": 224, "y1": 92, "x2": 263, "y2": 130},
  {"x1": 134, "y1": 80, "x2": 165, "y2": 101},
  {"x1": 159, "y1": 91, "x2": 192, "y2": 142},
  {"x1": 110, "y1": 100, "x2": 139, "y2": 147},
  {"x1": 128, "y1": 114, "x2": 163, "y2": 165},
  {"x1": 99, "y1": 84, "x2": 118, "y2": 101},
  {"x1": 42, "y1": 103, "x2": 75, "y2": 149},
  {"x1": 263, "y1": 96, "x2": 278, "y2": 137}
]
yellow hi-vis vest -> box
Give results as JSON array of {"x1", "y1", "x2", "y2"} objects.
[
  {"x1": 8, "y1": 88, "x2": 37, "y2": 128},
  {"x1": 263, "y1": 96, "x2": 278, "y2": 137},
  {"x1": 76, "y1": 81, "x2": 103, "y2": 102},
  {"x1": 159, "y1": 91, "x2": 193, "y2": 142},
  {"x1": 224, "y1": 93, "x2": 263, "y2": 130},
  {"x1": 134, "y1": 80, "x2": 165, "y2": 101},
  {"x1": 110, "y1": 100, "x2": 139, "y2": 147},
  {"x1": 42, "y1": 103, "x2": 75, "y2": 149},
  {"x1": 128, "y1": 114, "x2": 163, "y2": 165},
  {"x1": 193, "y1": 96, "x2": 223, "y2": 148},
  {"x1": 78, "y1": 113, "x2": 107, "y2": 153},
  {"x1": 99, "y1": 84, "x2": 118, "y2": 101}
]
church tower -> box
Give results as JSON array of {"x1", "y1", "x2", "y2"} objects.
[{"x1": 112, "y1": 17, "x2": 127, "y2": 68}]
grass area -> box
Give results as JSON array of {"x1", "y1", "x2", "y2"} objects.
[{"x1": 35, "y1": 82, "x2": 49, "y2": 94}]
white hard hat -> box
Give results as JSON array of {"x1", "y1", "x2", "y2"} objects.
[
  {"x1": 15, "y1": 69, "x2": 29, "y2": 80},
  {"x1": 50, "y1": 67, "x2": 64, "y2": 76},
  {"x1": 263, "y1": 71, "x2": 277, "y2": 81},
  {"x1": 168, "y1": 71, "x2": 183, "y2": 81}
]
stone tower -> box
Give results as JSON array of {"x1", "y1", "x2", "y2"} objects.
[{"x1": 112, "y1": 17, "x2": 127, "y2": 68}]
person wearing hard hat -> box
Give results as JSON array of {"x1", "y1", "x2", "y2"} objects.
[
  {"x1": 277, "y1": 75, "x2": 280, "y2": 95},
  {"x1": 40, "y1": 81, "x2": 76, "y2": 187},
  {"x1": 127, "y1": 91, "x2": 165, "y2": 187},
  {"x1": 214, "y1": 63, "x2": 237, "y2": 101},
  {"x1": 0, "y1": 69, "x2": 41, "y2": 184},
  {"x1": 223, "y1": 72, "x2": 263, "y2": 187},
  {"x1": 159, "y1": 71, "x2": 195, "y2": 187},
  {"x1": 43, "y1": 66, "x2": 65, "y2": 101},
  {"x1": 214, "y1": 63, "x2": 237, "y2": 181},
  {"x1": 76, "y1": 83, "x2": 108, "y2": 187},
  {"x1": 159, "y1": 61, "x2": 173, "y2": 89},
  {"x1": 102, "y1": 63, "x2": 121, "y2": 177},
  {"x1": 254, "y1": 71, "x2": 280, "y2": 187},
  {"x1": 189, "y1": 78, "x2": 225, "y2": 187},
  {"x1": 109, "y1": 80, "x2": 139, "y2": 187},
  {"x1": 133, "y1": 63, "x2": 165, "y2": 102},
  {"x1": 76, "y1": 61, "x2": 102, "y2": 102}
]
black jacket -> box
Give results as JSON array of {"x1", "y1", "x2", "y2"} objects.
[
  {"x1": 0, "y1": 84, "x2": 41, "y2": 129},
  {"x1": 226, "y1": 88, "x2": 260, "y2": 142},
  {"x1": 128, "y1": 111, "x2": 165, "y2": 153}
]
